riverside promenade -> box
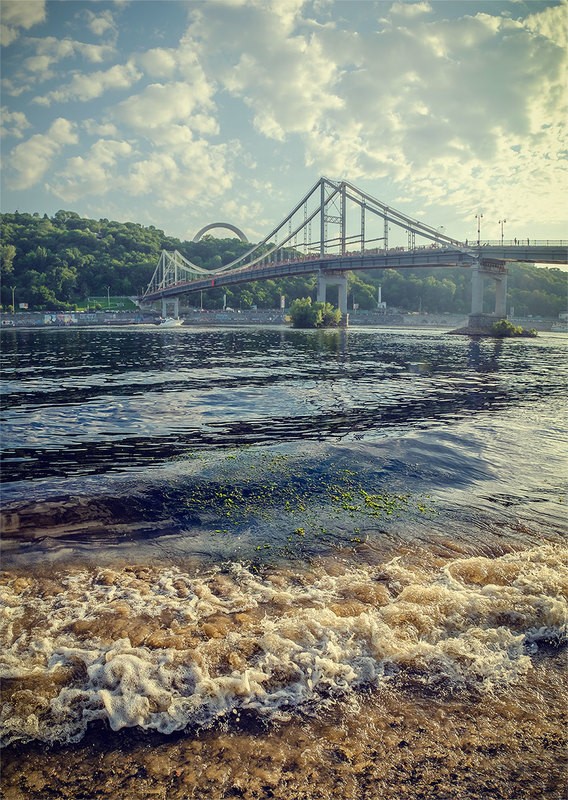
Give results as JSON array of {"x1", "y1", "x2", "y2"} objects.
[{"x1": 1, "y1": 309, "x2": 562, "y2": 331}]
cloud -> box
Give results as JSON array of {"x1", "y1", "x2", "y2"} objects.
[
  {"x1": 85, "y1": 9, "x2": 116, "y2": 37},
  {"x1": 50, "y1": 130, "x2": 235, "y2": 211},
  {"x1": 525, "y1": 0, "x2": 568, "y2": 49},
  {"x1": 186, "y1": 3, "x2": 342, "y2": 142},
  {"x1": 124, "y1": 139, "x2": 235, "y2": 209},
  {"x1": 1, "y1": 0, "x2": 564, "y2": 240},
  {"x1": 35, "y1": 62, "x2": 141, "y2": 105},
  {"x1": 49, "y1": 139, "x2": 133, "y2": 202},
  {"x1": 82, "y1": 120, "x2": 119, "y2": 137},
  {"x1": 184, "y1": 0, "x2": 565, "y2": 230},
  {"x1": 7, "y1": 118, "x2": 78, "y2": 190},
  {"x1": 114, "y1": 80, "x2": 214, "y2": 133},
  {"x1": 0, "y1": 108, "x2": 32, "y2": 139},
  {"x1": 2, "y1": 36, "x2": 117, "y2": 97},
  {"x1": 390, "y1": 1, "x2": 432, "y2": 18},
  {"x1": 0, "y1": 0, "x2": 45, "y2": 47},
  {"x1": 29, "y1": 36, "x2": 115, "y2": 66},
  {"x1": 136, "y1": 48, "x2": 179, "y2": 79}
]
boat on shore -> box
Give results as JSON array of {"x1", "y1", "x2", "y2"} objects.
[{"x1": 158, "y1": 317, "x2": 184, "y2": 327}]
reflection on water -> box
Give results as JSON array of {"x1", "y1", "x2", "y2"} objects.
[
  {"x1": 1, "y1": 328, "x2": 565, "y2": 487},
  {"x1": 1, "y1": 326, "x2": 567, "y2": 799}
]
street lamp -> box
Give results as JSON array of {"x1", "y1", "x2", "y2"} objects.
[
  {"x1": 475, "y1": 213, "x2": 483, "y2": 246},
  {"x1": 498, "y1": 218, "x2": 507, "y2": 245},
  {"x1": 10, "y1": 286, "x2": 15, "y2": 313},
  {"x1": 107, "y1": 286, "x2": 110, "y2": 309}
]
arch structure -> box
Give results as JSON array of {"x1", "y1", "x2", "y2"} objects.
[{"x1": 193, "y1": 222, "x2": 249, "y2": 243}]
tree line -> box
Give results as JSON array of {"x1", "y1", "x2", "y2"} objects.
[{"x1": 1, "y1": 209, "x2": 566, "y2": 317}]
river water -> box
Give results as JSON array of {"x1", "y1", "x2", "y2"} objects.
[{"x1": 1, "y1": 325, "x2": 566, "y2": 800}]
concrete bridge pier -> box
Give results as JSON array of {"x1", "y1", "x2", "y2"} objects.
[
  {"x1": 317, "y1": 271, "x2": 348, "y2": 314},
  {"x1": 471, "y1": 265, "x2": 484, "y2": 315},
  {"x1": 494, "y1": 273, "x2": 507, "y2": 318},
  {"x1": 161, "y1": 297, "x2": 179, "y2": 318},
  {"x1": 468, "y1": 261, "x2": 508, "y2": 331}
]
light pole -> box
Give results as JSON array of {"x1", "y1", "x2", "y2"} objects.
[
  {"x1": 10, "y1": 286, "x2": 16, "y2": 313},
  {"x1": 107, "y1": 286, "x2": 110, "y2": 309},
  {"x1": 498, "y1": 218, "x2": 507, "y2": 245},
  {"x1": 475, "y1": 213, "x2": 483, "y2": 246}
]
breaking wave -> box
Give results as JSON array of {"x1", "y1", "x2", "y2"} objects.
[{"x1": 1, "y1": 543, "x2": 565, "y2": 747}]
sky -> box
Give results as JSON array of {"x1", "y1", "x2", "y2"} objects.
[{"x1": 1, "y1": 0, "x2": 567, "y2": 249}]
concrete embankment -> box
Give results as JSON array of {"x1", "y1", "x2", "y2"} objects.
[{"x1": 0, "y1": 309, "x2": 558, "y2": 330}]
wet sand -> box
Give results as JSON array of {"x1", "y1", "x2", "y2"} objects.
[{"x1": 2, "y1": 653, "x2": 566, "y2": 800}]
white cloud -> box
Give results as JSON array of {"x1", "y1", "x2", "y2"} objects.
[
  {"x1": 7, "y1": 118, "x2": 78, "y2": 190},
  {"x1": 0, "y1": 0, "x2": 45, "y2": 47},
  {"x1": 114, "y1": 81, "x2": 214, "y2": 133},
  {"x1": 36, "y1": 62, "x2": 141, "y2": 105},
  {"x1": 0, "y1": 108, "x2": 31, "y2": 139},
  {"x1": 85, "y1": 9, "x2": 116, "y2": 37},
  {"x1": 136, "y1": 48, "x2": 179, "y2": 79},
  {"x1": 390, "y1": 1, "x2": 432, "y2": 18},
  {"x1": 29, "y1": 36, "x2": 115, "y2": 65},
  {"x1": 124, "y1": 139, "x2": 235, "y2": 208},
  {"x1": 82, "y1": 120, "x2": 119, "y2": 137},
  {"x1": 185, "y1": 0, "x2": 565, "y2": 231},
  {"x1": 1, "y1": 0, "x2": 565, "y2": 241},
  {"x1": 49, "y1": 139, "x2": 133, "y2": 202},
  {"x1": 186, "y1": 4, "x2": 342, "y2": 142},
  {"x1": 525, "y1": 0, "x2": 568, "y2": 49},
  {"x1": 3, "y1": 36, "x2": 117, "y2": 96}
]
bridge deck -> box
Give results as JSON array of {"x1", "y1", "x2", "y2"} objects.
[{"x1": 143, "y1": 244, "x2": 567, "y2": 302}]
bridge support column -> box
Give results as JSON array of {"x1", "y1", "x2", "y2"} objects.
[
  {"x1": 162, "y1": 298, "x2": 179, "y2": 318},
  {"x1": 471, "y1": 263, "x2": 484, "y2": 315},
  {"x1": 494, "y1": 273, "x2": 507, "y2": 318},
  {"x1": 468, "y1": 260, "x2": 509, "y2": 332},
  {"x1": 317, "y1": 272, "x2": 348, "y2": 314},
  {"x1": 316, "y1": 273, "x2": 327, "y2": 305},
  {"x1": 470, "y1": 261, "x2": 508, "y2": 318}
]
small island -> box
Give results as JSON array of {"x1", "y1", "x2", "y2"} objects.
[
  {"x1": 490, "y1": 319, "x2": 538, "y2": 338},
  {"x1": 289, "y1": 297, "x2": 342, "y2": 328}
]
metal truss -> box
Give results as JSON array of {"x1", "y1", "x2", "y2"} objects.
[
  {"x1": 144, "y1": 250, "x2": 210, "y2": 298},
  {"x1": 145, "y1": 177, "x2": 467, "y2": 298}
]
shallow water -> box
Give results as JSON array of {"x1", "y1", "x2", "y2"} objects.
[{"x1": 1, "y1": 326, "x2": 567, "y2": 799}]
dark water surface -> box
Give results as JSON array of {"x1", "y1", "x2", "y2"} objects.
[{"x1": 1, "y1": 326, "x2": 567, "y2": 799}]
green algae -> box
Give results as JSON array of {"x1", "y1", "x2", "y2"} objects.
[{"x1": 170, "y1": 448, "x2": 436, "y2": 555}]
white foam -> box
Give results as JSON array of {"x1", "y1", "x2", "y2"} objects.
[{"x1": 1, "y1": 544, "x2": 566, "y2": 746}]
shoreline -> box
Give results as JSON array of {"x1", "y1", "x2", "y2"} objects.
[{"x1": 1, "y1": 309, "x2": 562, "y2": 331}]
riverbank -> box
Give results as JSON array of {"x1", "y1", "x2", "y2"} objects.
[{"x1": 1, "y1": 309, "x2": 561, "y2": 330}]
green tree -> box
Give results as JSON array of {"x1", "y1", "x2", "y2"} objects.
[
  {"x1": 289, "y1": 297, "x2": 341, "y2": 328},
  {"x1": 290, "y1": 297, "x2": 321, "y2": 327}
]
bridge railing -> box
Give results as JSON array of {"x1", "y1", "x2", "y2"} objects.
[{"x1": 463, "y1": 239, "x2": 567, "y2": 247}]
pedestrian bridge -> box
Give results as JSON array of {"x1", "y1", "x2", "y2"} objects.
[{"x1": 141, "y1": 178, "x2": 567, "y2": 319}]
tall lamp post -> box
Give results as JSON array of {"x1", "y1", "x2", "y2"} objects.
[
  {"x1": 10, "y1": 286, "x2": 16, "y2": 313},
  {"x1": 498, "y1": 218, "x2": 507, "y2": 245},
  {"x1": 475, "y1": 213, "x2": 483, "y2": 246},
  {"x1": 107, "y1": 286, "x2": 110, "y2": 309}
]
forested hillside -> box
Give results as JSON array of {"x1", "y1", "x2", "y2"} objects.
[{"x1": 1, "y1": 210, "x2": 566, "y2": 316}]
